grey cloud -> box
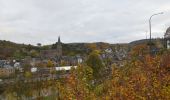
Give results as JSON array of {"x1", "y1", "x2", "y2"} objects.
[{"x1": 0, "y1": 0, "x2": 170, "y2": 45}]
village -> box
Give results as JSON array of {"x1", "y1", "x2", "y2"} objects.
[
  {"x1": 0, "y1": 26, "x2": 170, "y2": 85},
  {"x1": 0, "y1": 36, "x2": 131, "y2": 84},
  {"x1": 1, "y1": 0, "x2": 170, "y2": 99}
]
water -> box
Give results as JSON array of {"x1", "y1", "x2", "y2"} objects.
[{"x1": 0, "y1": 80, "x2": 59, "y2": 100}]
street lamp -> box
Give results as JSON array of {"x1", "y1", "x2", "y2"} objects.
[
  {"x1": 148, "y1": 12, "x2": 163, "y2": 55},
  {"x1": 149, "y1": 12, "x2": 164, "y2": 44}
]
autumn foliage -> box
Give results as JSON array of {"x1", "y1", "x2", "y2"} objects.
[
  {"x1": 3, "y1": 45, "x2": 170, "y2": 100},
  {"x1": 56, "y1": 46, "x2": 170, "y2": 100}
]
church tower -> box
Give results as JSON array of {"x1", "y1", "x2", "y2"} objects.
[
  {"x1": 165, "y1": 27, "x2": 170, "y2": 49},
  {"x1": 57, "y1": 36, "x2": 62, "y2": 58}
]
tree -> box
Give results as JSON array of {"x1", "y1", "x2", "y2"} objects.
[
  {"x1": 24, "y1": 71, "x2": 32, "y2": 78},
  {"x1": 86, "y1": 43, "x2": 97, "y2": 51},
  {"x1": 47, "y1": 60, "x2": 55, "y2": 79},
  {"x1": 30, "y1": 50, "x2": 39, "y2": 58},
  {"x1": 35, "y1": 62, "x2": 46, "y2": 68},
  {"x1": 13, "y1": 50, "x2": 25, "y2": 59},
  {"x1": 37, "y1": 43, "x2": 41, "y2": 47},
  {"x1": 23, "y1": 63, "x2": 32, "y2": 72},
  {"x1": 47, "y1": 60, "x2": 55, "y2": 68},
  {"x1": 130, "y1": 44, "x2": 149, "y2": 58},
  {"x1": 86, "y1": 51, "x2": 104, "y2": 82}
]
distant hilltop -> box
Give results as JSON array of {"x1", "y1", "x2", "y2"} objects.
[
  {"x1": 0, "y1": 38, "x2": 165, "y2": 59},
  {"x1": 129, "y1": 38, "x2": 165, "y2": 48}
]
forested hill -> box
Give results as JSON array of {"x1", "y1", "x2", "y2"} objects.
[
  {"x1": 0, "y1": 40, "x2": 37, "y2": 59},
  {"x1": 129, "y1": 38, "x2": 165, "y2": 48},
  {"x1": 51, "y1": 42, "x2": 129, "y2": 56},
  {"x1": 0, "y1": 40, "x2": 129, "y2": 59},
  {"x1": 0, "y1": 38, "x2": 165, "y2": 59}
]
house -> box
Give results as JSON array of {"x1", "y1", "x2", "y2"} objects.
[
  {"x1": 55, "y1": 66, "x2": 77, "y2": 71},
  {"x1": 61, "y1": 55, "x2": 84, "y2": 66},
  {"x1": 76, "y1": 55, "x2": 83, "y2": 64},
  {"x1": 0, "y1": 60, "x2": 15, "y2": 77},
  {"x1": 105, "y1": 48, "x2": 113, "y2": 53},
  {"x1": 100, "y1": 47, "x2": 128, "y2": 67},
  {"x1": 14, "y1": 62, "x2": 21, "y2": 68},
  {"x1": 0, "y1": 60, "x2": 8, "y2": 67}
]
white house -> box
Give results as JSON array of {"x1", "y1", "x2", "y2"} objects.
[
  {"x1": 55, "y1": 66, "x2": 77, "y2": 71},
  {"x1": 31, "y1": 66, "x2": 77, "y2": 73}
]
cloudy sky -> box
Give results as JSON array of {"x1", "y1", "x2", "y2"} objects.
[{"x1": 0, "y1": 0, "x2": 170, "y2": 45}]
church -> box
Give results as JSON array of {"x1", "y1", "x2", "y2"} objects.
[
  {"x1": 40, "y1": 36, "x2": 62, "y2": 59},
  {"x1": 40, "y1": 36, "x2": 83, "y2": 66}
]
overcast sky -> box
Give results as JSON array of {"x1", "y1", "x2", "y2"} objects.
[{"x1": 0, "y1": 0, "x2": 170, "y2": 45}]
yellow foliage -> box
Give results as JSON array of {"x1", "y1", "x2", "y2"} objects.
[{"x1": 47, "y1": 60, "x2": 55, "y2": 67}]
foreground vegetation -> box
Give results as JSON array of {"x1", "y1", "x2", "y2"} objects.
[
  {"x1": 55, "y1": 47, "x2": 170, "y2": 99},
  {"x1": 1, "y1": 45, "x2": 170, "y2": 100}
]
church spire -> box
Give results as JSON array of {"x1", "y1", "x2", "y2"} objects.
[
  {"x1": 58, "y1": 36, "x2": 61, "y2": 43},
  {"x1": 57, "y1": 36, "x2": 62, "y2": 58}
]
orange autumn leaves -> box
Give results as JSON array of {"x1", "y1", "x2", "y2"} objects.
[{"x1": 56, "y1": 45, "x2": 170, "y2": 100}]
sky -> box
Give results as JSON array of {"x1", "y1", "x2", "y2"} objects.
[{"x1": 0, "y1": 0, "x2": 170, "y2": 45}]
